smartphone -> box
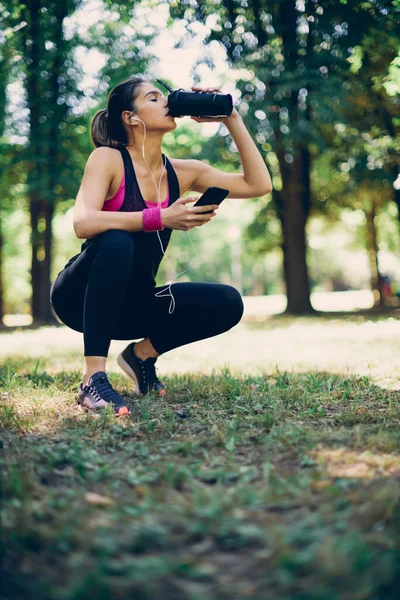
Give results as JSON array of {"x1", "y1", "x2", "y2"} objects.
[{"x1": 193, "y1": 186, "x2": 229, "y2": 214}]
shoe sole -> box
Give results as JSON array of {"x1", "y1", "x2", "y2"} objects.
[
  {"x1": 117, "y1": 352, "x2": 141, "y2": 394},
  {"x1": 117, "y1": 351, "x2": 166, "y2": 397},
  {"x1": 77, "y1": 397, "x2": 130, "y2": 417}
]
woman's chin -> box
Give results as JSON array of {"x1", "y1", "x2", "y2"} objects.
[{"x1": 155, "y1": 120, "x2": 177, "y2": 134}]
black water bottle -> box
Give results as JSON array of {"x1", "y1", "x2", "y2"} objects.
[{"x1": 157, "y1": 79, "x2": 233, "y2": 118}]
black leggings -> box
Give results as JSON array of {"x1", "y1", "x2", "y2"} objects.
[{"x1": 50, "y1": 230, "x2": 244, "y2": 357}]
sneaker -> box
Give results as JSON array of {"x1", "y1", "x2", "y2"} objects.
[
  {"x1": 78, "y1": 371, "x2": 130, "y2": 417},
  {"x1": 117, "y1": 342, "x2": 166, "y2": 396}
]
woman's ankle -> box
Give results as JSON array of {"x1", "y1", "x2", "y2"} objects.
[
  {"x1": 134, "y1": 339, "x2": 159, "y2": 361},
  {"x1": 83, "y1": 357, "x2": 107, "y2": 386}
]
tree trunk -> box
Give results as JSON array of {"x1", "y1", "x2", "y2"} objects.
[
  {"x1": 275, "y1": 0, "x2": 313, "y2": 314},
  {"x1": 277, "y1": 148, "x2": 313, "y2": 314},
  {"x1": 0, "y1": 220, "x2": 4, "y2": 325},
  {"x1": 365, "y1": 200, "x2": 383, "y2": 307},
  {"x1": 24, "y1": 0, "x2": 57, "y2": 323},
  {"x1": 30, "y1": 199, "x2": 55, "y2": 322}
]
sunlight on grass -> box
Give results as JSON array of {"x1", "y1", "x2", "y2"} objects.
[
  {"x1": 2, "y1": 318, "x2": 400, "y2": 599},
  {"x1": 312, "y1": 446, "x2": 400, "y2": 478},
  {"x1": 2, "y1": 316, "x2": 400, "y2": 390}
]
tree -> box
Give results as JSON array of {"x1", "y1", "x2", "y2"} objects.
[
  {"x1": 346, "y1": 27, "x2": 400, "y2": 223},
  {"x1": 2, "y1": 0, "x2": 153, "y2": 323},
  {"x1": 169, "y1": 0, "x2": 400, "y2": 313},
  {"x1": 312, "y1": 16, "x2": 400, "y2": 306},
  {"x1": 18, "y1": 0, "x2": 84, "y2": 322}
]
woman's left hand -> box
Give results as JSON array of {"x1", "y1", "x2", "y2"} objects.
[{"x1": 189, "y1": 86, "x2": 239, "y2": 124}]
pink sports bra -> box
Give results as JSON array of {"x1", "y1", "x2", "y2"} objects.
[{"x1": 102, "y1": 173, "x2": 169, "y2": 212}]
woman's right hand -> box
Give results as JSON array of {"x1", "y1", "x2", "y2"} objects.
[{"x1": 161, "y1": 196, "x2": 219, "y2": 231}]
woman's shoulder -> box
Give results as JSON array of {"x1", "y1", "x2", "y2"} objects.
[
  {"x1": 87, "y1": 146, "x2": 122, "y2": 167},
  {"x1": 84, "y1": 147, "x2": 123, "y2": 181},
  {"x1": 83, "y1": 147, "x2": 123, "y2": 187}
]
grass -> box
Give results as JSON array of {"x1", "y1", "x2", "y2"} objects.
[{"x1": 2, "y1": 331, "x2": 400, "y2": 599}]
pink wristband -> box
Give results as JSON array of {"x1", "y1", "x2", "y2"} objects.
[{"x1": 142, "y1": 206, "x2": 164, "y2": 232}]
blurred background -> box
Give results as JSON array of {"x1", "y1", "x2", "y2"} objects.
[{"x1": 0, "y1": 0, "x2": 399, "y2": 327}]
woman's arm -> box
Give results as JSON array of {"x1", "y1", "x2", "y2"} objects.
[{"x1": 183, "y1": 89, "x2": 273, "y2": 199}]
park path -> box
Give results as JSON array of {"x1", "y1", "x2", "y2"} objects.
[{"x1": 1, "y1": 314, "x2": 400, "y2": 390}]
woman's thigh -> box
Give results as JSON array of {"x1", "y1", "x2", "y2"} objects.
[
  {"x1": 111, "y1": 282, "x2": 244, "y2": 342},
  {"x1": 50, "y1": 244, "x2": 97, "y2": 332},
  {"x1": 51, "y1": 230, "x2": 135, "y2": 332},
  {"x1": 155, "y1": 282, "x2": 243, "y2": 315}
]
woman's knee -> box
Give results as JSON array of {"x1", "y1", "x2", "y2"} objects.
[
  {"x1": 216, "y1": 285, "x2": 244, "y2": 327},
  {"x1": 96, "y1": 230, "x2": 134, "y2": 261}
]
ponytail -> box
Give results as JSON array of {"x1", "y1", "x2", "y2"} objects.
[
  {"x1": 90, "y1": 76, "x2": 145, "y2": 148},
  {"x1": 91, "y1": 109, "x2": 113, "y2": 148}
]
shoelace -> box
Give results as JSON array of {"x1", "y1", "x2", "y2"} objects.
[
  {"x1": 147, "y1": 359, "x2": 162, "y2": 386},
  {"x1": 137, "y1": 357, "x2": 160, "y2": 390},
  {"x1": 85, "y1": 376, "x2": 123, "y2": 405}
]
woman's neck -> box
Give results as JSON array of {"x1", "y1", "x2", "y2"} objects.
[{"x1": 127, "y1": 133, "x2": 164, "y2": 172}]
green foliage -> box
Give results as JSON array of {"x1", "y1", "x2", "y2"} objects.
[
  {"x1": 0, "y1": 0, "x2": 158, "y2": 318},
  {"x1": 170, "y1": 1, "x2": 398, "y2": 151},
  {"x1": 168, "y1": 0, "x2": 400, "y2": 309},
  {"x1": 1, "y1": 0, "x2": 400, "y2": 318}
]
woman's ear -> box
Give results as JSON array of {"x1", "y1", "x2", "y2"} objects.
[{"x1": 122, "y1": 110, "x2": 137, "y2": 126}]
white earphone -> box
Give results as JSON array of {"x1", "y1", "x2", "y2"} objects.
[{"x1": 129, "y1": 113, "x2": 197, "y2": 314}]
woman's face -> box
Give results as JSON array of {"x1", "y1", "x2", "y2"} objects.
[{"x1": 133, "y1": 82, "x2": 176, "y2": 132}]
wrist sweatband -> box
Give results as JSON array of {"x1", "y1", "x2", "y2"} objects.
[{"x1": 142, "y1": 206, "x2": 164, "y2": 232}]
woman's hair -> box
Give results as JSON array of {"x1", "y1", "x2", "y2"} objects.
[{"x1": 91, "y1": 75, "x2": 145, "y2": 148}]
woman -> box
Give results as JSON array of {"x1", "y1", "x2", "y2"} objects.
[{"x1": 50, "y1": 76, "x2": 272, "y2": 417}]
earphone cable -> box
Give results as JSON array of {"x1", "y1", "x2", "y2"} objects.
[{"x1": 134, "y1": 115, "x2": 196, "y2": 313}]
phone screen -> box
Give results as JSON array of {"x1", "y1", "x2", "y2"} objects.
[{"x1": 193, "y1": 186, "x2": 229, "y2": 212}]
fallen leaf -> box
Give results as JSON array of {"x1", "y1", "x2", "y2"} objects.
[
  {"x1": 133, "y1": 485, "x2": 150, "y2": 499},
  {"x1": 84, "y1": 492, "x2": 114, "y2": 507},
  {"x1": 311, "y1": 480, "x2": 332, "y2": 491}
]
